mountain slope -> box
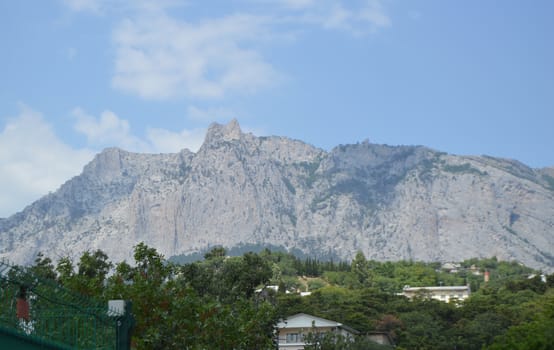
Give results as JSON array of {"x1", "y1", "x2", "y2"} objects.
[{"x1": 1, "y1": 120, "x2": 553, "y2": 271}]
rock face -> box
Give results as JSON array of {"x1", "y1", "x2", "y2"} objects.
[{"x1": 1, "y1": 120, "x2": 553, "y2": 271}]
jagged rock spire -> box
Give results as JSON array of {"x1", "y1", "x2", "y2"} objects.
[{"x1": 203, "y1": 119, "x2": 242, "y2": 146}]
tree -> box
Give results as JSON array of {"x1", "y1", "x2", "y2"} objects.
[
  {"x1": 104, "y1": 244, "x2": 280, "y2": 349},
  {"x1": 30, "y1": 252, "x2": 57, "y2": 280},
  {"x1": 304, "y1": 332, "x2": 394, "y2": 350},
  {"x1": 56, "y1": 256, "x2": 74, "y2": 283},
  {"x1": 351, "y1": 251, "x2": 370, "y2": 286},
  {"x1": 78, "y1": 250, "x2": 112, "y2": 280},
  {"x1": 237, "y1": 252, "x2": 273, "y2": 298},
  {"x1": 204, "y1": 246, "x2": 226, "y2": 260},
  {"x1": 133, "y1": 242, "x2": 168, "y2": 283},
  {"x1": 52, "y1": 250, "x2": 112, "y2": 297},
  {"x1": 374, "y1": 314, "x2": 403, "y2": 342},
  {"x1": 485, "y1": 292, "x2": 554, "y2": 350}
]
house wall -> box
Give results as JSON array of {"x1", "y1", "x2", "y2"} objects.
[
  {"x1": 403, "y1": 286, "x2": 470, "y2": 303},
  {"x1": 278, "y1": 326, "x2": 336, "y2": 350}
]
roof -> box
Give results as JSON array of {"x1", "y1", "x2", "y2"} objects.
[
  {"x1": 403, "y1": 285, "x2": 470, "y2": 292},
  {"x1": 277, "y1": 313, "x2": 359, "y2": 335}
]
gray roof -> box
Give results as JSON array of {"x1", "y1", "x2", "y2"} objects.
[
  {"x1": 277, "y1": 313, "x2": 359, "y2": 334},
  {"x1": 403, "y1": 285, "x2": 470, "y2": 292}
]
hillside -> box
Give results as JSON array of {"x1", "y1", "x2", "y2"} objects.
[{"x1": 1, "y1": 120, "x2": 553, "y2": 271}]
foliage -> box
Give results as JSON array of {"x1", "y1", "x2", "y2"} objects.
[
  {"x1": 203, "y1": 245, "x2": 226, "y2": 260},
  {"x1": 54, "y1": 249, "x2": 113, "y2": 297},
  {"x1": 351, "y1": 251, "x2": 371, "y2": 286},
  {"x1": 304, "y1": 331, "x2": 394, "y2": 349},
  {"x1": 275, "y1": 255, "x2": 550, "y2": 350},
  {"x1": 443, "y1": 163, "x2": 487, "y2": 176},
  {"x1": 307, "y1": 278, "x2": 327, "y2": 291},
  {"x1": 19, "y1": 248, "x2": 553, "y2": 350},
  {"x1": 29, "y1": 252, "x2": 57, "y2": 280},
  {"x1": 485, "y1": 290, "x2": 554, "y2": 349},
  {"x1": 0, "y1": 258, "x2": 117, "y2": 349}
]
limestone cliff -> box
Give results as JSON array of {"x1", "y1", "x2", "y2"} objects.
[{"x1": 1, "y1": 120, "x2": 553, "y2": 271}]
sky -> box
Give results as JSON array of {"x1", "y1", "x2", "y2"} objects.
[{"x1": 1, "y1": 0, "x2": 553, "y2": 218}]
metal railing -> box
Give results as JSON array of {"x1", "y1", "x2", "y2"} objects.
[{"x1": 0, "y1": 258, "x2": 121, "y2": 349}]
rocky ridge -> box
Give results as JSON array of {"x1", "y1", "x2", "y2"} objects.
[{"x1": 1, "y1": 120, "x2": 553, "y2": 271}]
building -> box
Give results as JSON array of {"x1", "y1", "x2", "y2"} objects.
[
  {"x1": 402, "y1": 285, "x2": 471, "y2": 303},
  {"x1": 441, "y1": 262, "x2": 461, "y2": 273},
  {"x1": 276, "y1": 313, "x2": 359, "y2": 350}
]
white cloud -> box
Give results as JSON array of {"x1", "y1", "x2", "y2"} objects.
[
  {"x1": 61, "y1": 0, "x2": 177, "y2": 15},
  {"x1": 73, "y1": 107, "x2": 206, "y2": 153},
  {"x1": 316, "y1": 0, "x2": 391, "y2": 34},
  {"x1": 72, "y1": 107, "x2": 151, "y2": 152},
  {"x1": 62, "y1": 0, "x2": 391, "y2": 101},
  {"x1": 0, "y1": 104, "x2": 216, "y2": 217},
  {"x1": 62, "y1": 0, "x2": 104, "y2": 14},
  {"x1": 322, "y1": 4, "x2": 351, "y2": 30},
  {"x1": 360, "y1": 0, "x2": 391, "y2": 29},
  {"x1": 112, "y1": 12, "x2": 281, "y2": 100},
  {"x1": 0, "y1": 105, "x2": 95, "y2": 217},
  {"x1": 258, "y1": 0, "x2": 391, "y2": 34}
]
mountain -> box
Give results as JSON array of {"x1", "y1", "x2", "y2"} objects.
[{"x1": 1, "y1": 120, "x2": 553, "y2": 271}]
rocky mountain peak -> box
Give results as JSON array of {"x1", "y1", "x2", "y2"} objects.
[
  {"x1": 1, "y1": 125, "x2": 553, "y2": 272},
  {"x1": 203, "y1": 119, "x2": 242, "y2": 146}
]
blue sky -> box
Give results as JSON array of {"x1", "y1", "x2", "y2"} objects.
[{"x1": 1, "y1": 0, "x2": 553, "y2": 217}]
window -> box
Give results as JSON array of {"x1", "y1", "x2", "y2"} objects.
[{"x1": 286, "y1": 333, "x2": 302, "y2": 343}]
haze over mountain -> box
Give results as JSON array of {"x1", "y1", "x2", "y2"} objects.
[{"x1": 1, "y1": 120, "x2": 553, "y2": 271}]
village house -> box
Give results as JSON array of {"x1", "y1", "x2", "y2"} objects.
[
  {"x1": 402, "y1": 285, "x2": 471, "y2": 303},
  {"x1": 276, "y1": 313, "x2": 359, "y2": 349}
]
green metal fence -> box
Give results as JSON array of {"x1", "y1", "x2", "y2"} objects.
[{"x1": 0, "y1": 258, "x2": 129, "y2": 349}]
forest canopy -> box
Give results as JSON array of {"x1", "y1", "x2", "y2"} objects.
[{"x1": 3, "y1": 245, "x2": 553, "y2": 350}]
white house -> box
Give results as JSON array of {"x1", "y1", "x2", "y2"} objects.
[
  {"x1": 276, "y1": 313, "x2": 359, "y2": 350},
  {"x1": 402, "y1": 285, "x2": 471, "y2": 303}
]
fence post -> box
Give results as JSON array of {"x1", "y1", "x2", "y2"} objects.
[{"x1": 114, "y1": 301, "x2": 135, "y2": 350}]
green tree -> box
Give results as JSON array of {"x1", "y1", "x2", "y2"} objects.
[
  {"x1": 78, "y1": 250, "x2": 112, "y2": 280},
  {"x1": 236, "y1": 252, "x2": 273, "y2": 298},
  {"x1": 351, "y1": 251, "x2": 370, "y2": 286},
  {"x1": 105, "y1": 243, "x2": 279, "y2": 349},
  {"x1": 53, "y1": 250, "x2": 112, "y2": 297},
  {"x1": 203, "y1": 246, "x2": 226, "y2": 260},
  {"x1": 304, "y1": 332, "x2": 394, "y2": 350},
  {"x1": 56, "y1": 256, "x2": 74, "y2": 283},
  {"x1": 485, "y1": 291, "x2": 554, "y2": 350},
  {"x1": 30, "y1": 252, "x2": 57, "y2": 280}
]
